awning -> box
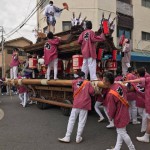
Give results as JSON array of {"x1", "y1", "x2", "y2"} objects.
[{"x1": 117, "y1": 51, "x2": 150, "y2": 62}]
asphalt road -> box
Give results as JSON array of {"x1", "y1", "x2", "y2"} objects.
[{"x1": 0, "y1": 95, "x2": 149, "y2": 150}]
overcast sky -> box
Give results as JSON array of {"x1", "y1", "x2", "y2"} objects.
[{"x1": 0, "y1": 0, "x2": 37, "y2": 43}]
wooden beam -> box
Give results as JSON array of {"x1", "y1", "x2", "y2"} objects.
[{"x1": 30, "y1": 97, "x2": 73, "y2": 108}]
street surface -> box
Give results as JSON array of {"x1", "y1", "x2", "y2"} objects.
[{"x1": 0, "y1": 95, "x2": 149, "y2": 150}]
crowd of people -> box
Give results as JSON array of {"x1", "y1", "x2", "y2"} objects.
[
  {"x1": 58, "y1": 67, "x2": 150, "y2": 150},
  {"x1": 0, "y1": 2, "x2": 149, "y2": 149}
]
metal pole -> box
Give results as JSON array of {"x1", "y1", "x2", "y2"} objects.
[
  {"x1": 0, "y1": 26, "x2": 4, "y2": 78},
  {"x1": 1, "y1": 26, "x2": 4, "y2": 78}
]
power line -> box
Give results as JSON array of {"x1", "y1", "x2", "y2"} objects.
[
  {"x1": 4, "y1": 0, "x2": 46, "y2": 39},
  {"x1": 4, "y1": 0, "x2": 42, "y2": 36}
]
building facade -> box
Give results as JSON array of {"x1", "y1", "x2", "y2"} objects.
[
  {"x1": 37, "y1": 0, "x2": 150, "y2": 70},
  {"x1": 0, "y1": 37, "x2": 32, "y2": 78}
]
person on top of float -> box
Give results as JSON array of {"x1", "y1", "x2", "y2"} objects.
[
  {"x1": 44, "y1": 32, "x2": 61, "y2": 80},
  {"x1": 78, "y1": 21, "x2": 105, "y2": 81},
  {"x1": 44, "y1": 1, "x2": 68, "y2": 33}
]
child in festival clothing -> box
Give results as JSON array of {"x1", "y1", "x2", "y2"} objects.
[
  {"x1": 44, "y1": 32, "x2": 61, "y2": 80},
  {"x1": 17, "y1": 73, "x2": 27, "y2": 108},
  {"x1": 78, "y1": 21, "x2": 105, "y2": 81},
  {"x1": 58, "y1": 71, "x2": 94, "y2": 143},
  {"x1": 10, "y1": 48, "x2": 20, "y2": 79},
  {"x1": 124, "y1": 67, "x2": 150, "y2": 142},
  {"x1": 103, "y1": 72, "x2": 135, "y2": 150}
]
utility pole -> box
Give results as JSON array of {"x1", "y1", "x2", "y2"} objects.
[{"x1": 0, "y1": 26, "x2": 4, "y2": 78}]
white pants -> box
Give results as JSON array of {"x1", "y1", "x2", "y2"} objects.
[
  {"x1": 122, "y1": 62, "x2": 130, "y2": 76},
  {"x1": 65, "y1": 108, "x2": 88, "y2": 139},
  {"x1": 10, "y1": 66, "x2": 18, "y2": 79},
  {"x1": 46, "y1": 58, "x2": 58, "y2": 80},
  {"x1": 114, "y1": 127, "x2": 135, "y2": 150},
  {"x1": 81, "y1": 58, "x2": 97, "y2": 80},
  {"x1": 138, "y1": 107, "x2": 144, "y2": 118},
  {"x1": 141, "y1": 109, "x2": 147, "y2": 132},
  {"x1": 94, "y1": 101, "x2": 104, "y2": 118},
  {"x1": 104, "y1": 106, "x2": 114, "y2": 124},
  {"x1": 128, "y1": 101, "x2": 138, "y2": 122},
  {"x1": 19, "y1": 92, "x2": 27, "y2": 106}
]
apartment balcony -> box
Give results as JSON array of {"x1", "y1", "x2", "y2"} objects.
[{"x1": 117, "y1": 0, "x2": 133, "y2": 16}]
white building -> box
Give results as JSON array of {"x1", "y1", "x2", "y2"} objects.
[{"x1": 37, "y1": 0, "x2": 150, "y2": 69}]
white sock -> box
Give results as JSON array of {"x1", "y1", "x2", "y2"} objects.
[{"x1": 144, "y1": 133, "x2": 150, "y2": 138}]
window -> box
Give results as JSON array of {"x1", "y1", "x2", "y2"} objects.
[
  {"x1": 118, "y1": 0, "x2": 132, "y2": 4},
  {"x1": 40, "y1": 0, "x2": 49, "y2": 10},
  {"x1": 117, "y1": 13, "x2": 133, "y2": 29},
  {"x1": 142, "y1": 0, "x2": 150, "y2": 8},
  {"x1": 117, "y1": 27, "x2": 132, "y2": 39},
  {"x1": 62, "y1": 21, "x2": 71, "y2": 31},
  {"x1": 142, "y1": 32, "x2": 150, "y2": 41}
]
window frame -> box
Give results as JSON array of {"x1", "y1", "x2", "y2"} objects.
[
  {"x1": 142, "y1": 31, "x2": 150, "y2": 41},
  {"x1": 141, "y1": 0, "x2": 150, "y2": 8},
  {"x1": 117, "y1": 0, "x2": 132, "y2": 4},
  {"x1": 62, "y1": 21, "x2": 72, "y2": 31},
  {"x1": 117, "y1": 26, "x2": 132, "y2": 39}
]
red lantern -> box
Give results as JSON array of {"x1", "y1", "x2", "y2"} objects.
[
  {"x1": 72, "y1": 55, "x2": 83, "y2": 70},
  {"x1": 106, "y1": 59, "x2": 117, "y2": 71},
  {"x1": 97, "y1": 48, "x2": 103, "y2": 60},
  {"x1": 112, "y1": 50, "x2": 117, "y2": 60},
  {"x1": 103, "y1": 19, "x2": 109, "y2": 35},
  {"x1": 29, "y1": 58, "x2": 38, "y2": 69}
]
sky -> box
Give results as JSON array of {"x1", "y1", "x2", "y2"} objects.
[{"x1": 0, "y1": 0, "x2": 37, "y2": 43}]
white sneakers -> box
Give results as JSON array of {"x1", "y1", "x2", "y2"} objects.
[
  {"x1": 132, "y1": 120, "x2": 141, "y2": 125},
  {"x1": 98, "y1": 117, "x2": 105, "y2": 123},
  {"x1": 20, "y1": 102, "x2": 23, "y2": 105},
  {"x1": 136, "y1": 135, "x2": 150, "y2": 143},
  {"x1": 76, "y1": 137, "x2": 83, "y2": 143},
  {"x1": 58, "y1": 136, "x2": 83, "y2": 143},
  {"x1": 58, "y1": 137, "x2": 70, "y2": 143},
  {"x1": 106, "y1": 122, "x2": 114, "y2": 128}
]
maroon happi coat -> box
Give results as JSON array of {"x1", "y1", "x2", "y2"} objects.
[
  {"x1": 126, "y1": 73, "x2": 137, "y2": 101},
  {"x1": 132, "y1": 77, "x2": 145, "y2": 108},
  {"x1": 72, "y1": 78, "x2": 94, "y2": 110},
  {"x1": 78, "y1": 29, "x2": 104, "y2": 59},
  {"x1": 10, "y1": 52, "x2": 19, "y2": 67},
  {"x1": 141, "y1": 77, "x2": 150, "y2": 114},
  {"x1": 44, "y1": 38, "x2": 60, "y2": 65},
  {"x1": 106, "y1": 83, "x2": 130, "y2": 128}
]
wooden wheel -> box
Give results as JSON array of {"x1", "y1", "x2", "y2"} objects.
[{"x1": 37, "y1": 96, "x2": 52, "y2": 110}]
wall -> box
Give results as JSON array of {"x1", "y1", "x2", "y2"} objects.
[
  {"x1": 37, "y1": 0, "x2": 117, "y2": 44},
  {"x1": 117, "y1": 1, "x2": 133, "y2": 16},
  {"x1": 133, "y1": 0, "x2": 150, "y2": 51},
  {"x1": 38, "y1": 0, "x2": 99, "y2": 32}
]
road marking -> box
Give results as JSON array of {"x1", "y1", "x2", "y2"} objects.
[{"x1": 0, "y1": 108, "x2": 4, "y2": 120}]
